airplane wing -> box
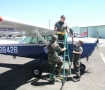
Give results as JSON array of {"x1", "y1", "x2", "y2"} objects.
[
  {"x1": 0, "y1": 16, "x2": 55, "y2": 35},
  {"x1": 0, "y1": 16, "x2": 55, "y2": 44}
]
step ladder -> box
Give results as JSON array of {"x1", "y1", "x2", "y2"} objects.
[{"x1": 58, "y1": 34, "x2": 71, "y2": 84}]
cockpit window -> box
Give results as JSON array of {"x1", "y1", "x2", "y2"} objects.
[
  {"x1": 44, "y1": 36, "x2": 47, "y2": 41},
  {"x1": 47, "y1": 35, "x2": 52, "y2": 42},
  {"x1": 22, "y1": 35, "x2": 52, "y2": 44},
  {"x1": 37, "y1": 36, "x2": 44, "y2": 44},
  {"x1": 23, "y1": 37, "x2": 32, "y2": 44},
  {"x1": 30, "y1": 37, "x2": 37, "y2": 44}
]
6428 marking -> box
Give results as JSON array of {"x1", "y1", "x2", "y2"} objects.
[{"x1": 0, "y1": 46, "x2": 18, "y2": 53}]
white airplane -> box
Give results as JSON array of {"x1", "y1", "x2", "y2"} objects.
[
  {"x1": 0, "y1": 16, "x2": 101, "y2": 77},
  {"x1": 0, "y1": 28, "x2": 22, "y2": 38},
  {"x1": 73, "y1": 32, "x2": 87, "y2": 38}
]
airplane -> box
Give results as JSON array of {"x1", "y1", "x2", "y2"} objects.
[
  {"x1": 5, "y1": 31, "x2": 22, "y2": 38},
  {"x1": 0, "y1": 28, "x2": 22, "y2": 39},
  {"x1": 74, "y1": 32, "x2": 87, "y2": 38},
  {"x1": 0, "y1": 27, "x2": 15, "y2": 38},
  {"x1": 0, "y1": 16, "x2": 100, "y2": 77}
]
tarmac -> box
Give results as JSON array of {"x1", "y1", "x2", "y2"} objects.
[{"x1": 0, "y1": 38, "x2": 105, "y2": 90}]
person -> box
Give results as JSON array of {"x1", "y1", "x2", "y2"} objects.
[
  {"x1": 72, "y1": 40, "x2": 83, "y2": 82},
  {"x1": 47, "y1": 35, "x2": 66, "y2": 80},
  {"x1": 54, "y1": 15, "x2": 71, "y2": 40}
]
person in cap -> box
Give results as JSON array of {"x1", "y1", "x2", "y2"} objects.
[
  {"x1": 47, "y1": 35, "x2": 66, "y2": 81},
  {"x1": 72, "y1": 40, "x2": 83, "y2": 82},
  {"x1": 54, "y1": 15, "x2": 71, "y2": 40}
]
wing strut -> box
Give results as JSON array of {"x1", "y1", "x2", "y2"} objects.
[{"x1": 35, "y1": 30, "x2": 48, "y2": 45}]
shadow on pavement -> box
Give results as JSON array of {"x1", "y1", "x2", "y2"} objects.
[
  {"x1": 31, "y1": 74, "x2": 53, "y2": 86},
  {"x1": 0, "y1": 59, "x2": 50, "y2": 90},
  {"x1": 0, "y1": 59, "x2": 88, "y2": 90}
]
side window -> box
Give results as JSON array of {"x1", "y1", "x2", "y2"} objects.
[
  {"x1": 44, "y1": 36, "x2": 48, "y2": 41},
  {"x1": 37, "y1": 36, "x2": 44, "y2": 44},
  {"x1": 42, "y1": 36, "x2": 45, "y2": 39},
  {"x1": 47, "y1": 35, "x2": 52, "y2": 42}
]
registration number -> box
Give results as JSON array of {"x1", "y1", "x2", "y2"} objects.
[{"x1": 0, "y1": 46, "x2": 18, "y2": 53}]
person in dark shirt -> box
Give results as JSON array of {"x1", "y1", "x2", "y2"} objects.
[{"x1": 54, "y1": 15, "x2": 71, "y2": 40}]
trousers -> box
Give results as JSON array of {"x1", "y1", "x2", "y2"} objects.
[
  {"x1": 50, "y1": 56, "x2": 63, "y2": 73},
  {"x1": 73, "y1": 61, "x2": 80, "y2": 77}
]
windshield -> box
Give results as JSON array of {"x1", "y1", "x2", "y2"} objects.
[
  {"x1": 18, "y1": 35, "x2": 52, "y2": 44},
  {"x1": 18, "y1": 36, "x2": 26, "y2": 43},
  {"x1": 20, "y1": 36, "x2": 43, "y2": 44}
]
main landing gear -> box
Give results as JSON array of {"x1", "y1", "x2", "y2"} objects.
[
  {"x1": 33, "y1": 67, "x2": 42, "y2": 77},
  {"x1": 33, "y1": 59, "x2": 86, "y2": 78},
  {"x1": 33, "y1": 58, "x2": 43, "y2": 77}
]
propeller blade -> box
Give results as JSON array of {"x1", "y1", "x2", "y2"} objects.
[
  {"x1": 97, "y1": 44, "x2": 98, "y2": 50},
  {"x1": 96, "y1": 31, "x2": 99, "y2": 50}
]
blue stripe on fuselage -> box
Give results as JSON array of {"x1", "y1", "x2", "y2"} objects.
[{"x1": 0, "y1": 42, "x2": 97, "y2": 60}]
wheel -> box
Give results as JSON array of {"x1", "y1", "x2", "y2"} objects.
[
  {"x1": 80, "y1": 64, "x2": 86, "y2": 72},
  {"x1": 33, "y1": 67, "x2": 42, "y2": 77}
]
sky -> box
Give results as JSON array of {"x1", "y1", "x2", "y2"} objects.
[{"x1": 0, "y1": 0, "x2": 105, "y2": 29}]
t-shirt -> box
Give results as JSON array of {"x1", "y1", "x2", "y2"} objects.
[
  {"x1": 73, "y1": 45, "x2": 83, "y2": 62},
  {"x1": 54, "y1": 20, "x2": 67, "y2": 32},
  {"x1": 47, "y1": 41, "x2": 62, "y2": 63}
]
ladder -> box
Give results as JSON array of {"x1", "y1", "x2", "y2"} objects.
[{"x1": 57, "y1": 33, "x2": 71, "y2": 83}]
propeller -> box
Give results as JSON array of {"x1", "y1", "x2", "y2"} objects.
[{"x1": 96, "y1": 31, "x2": 99, "y2": 50}]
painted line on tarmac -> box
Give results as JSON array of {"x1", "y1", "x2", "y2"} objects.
[{"x1": 99, "y1": 53, "x2": 105, "y2": 63}]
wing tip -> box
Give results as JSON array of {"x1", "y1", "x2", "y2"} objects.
[{"x1": 0, "y1": 16, "x2": 2, "y2": 21}]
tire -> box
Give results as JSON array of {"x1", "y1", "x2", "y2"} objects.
[
  {"x1": 33, "y1": 67, "x2": 42, "y2": 77},
  {"x1": 80, "y1": 64, "x2": 86, "y2": 72}
]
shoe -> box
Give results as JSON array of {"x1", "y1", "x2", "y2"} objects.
[
  {"x1": 72, "y1": 76, "x2": 80, "y2": 82},
  {"x1": 50, "y1": 79, "x2": 55, "y2": 84},
  {"x1": 55, "y1": 69, "x2": 61, "y2": 75},
  {"x1": 73, "y1": 76, "x2": 78, "y2": 78}
]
